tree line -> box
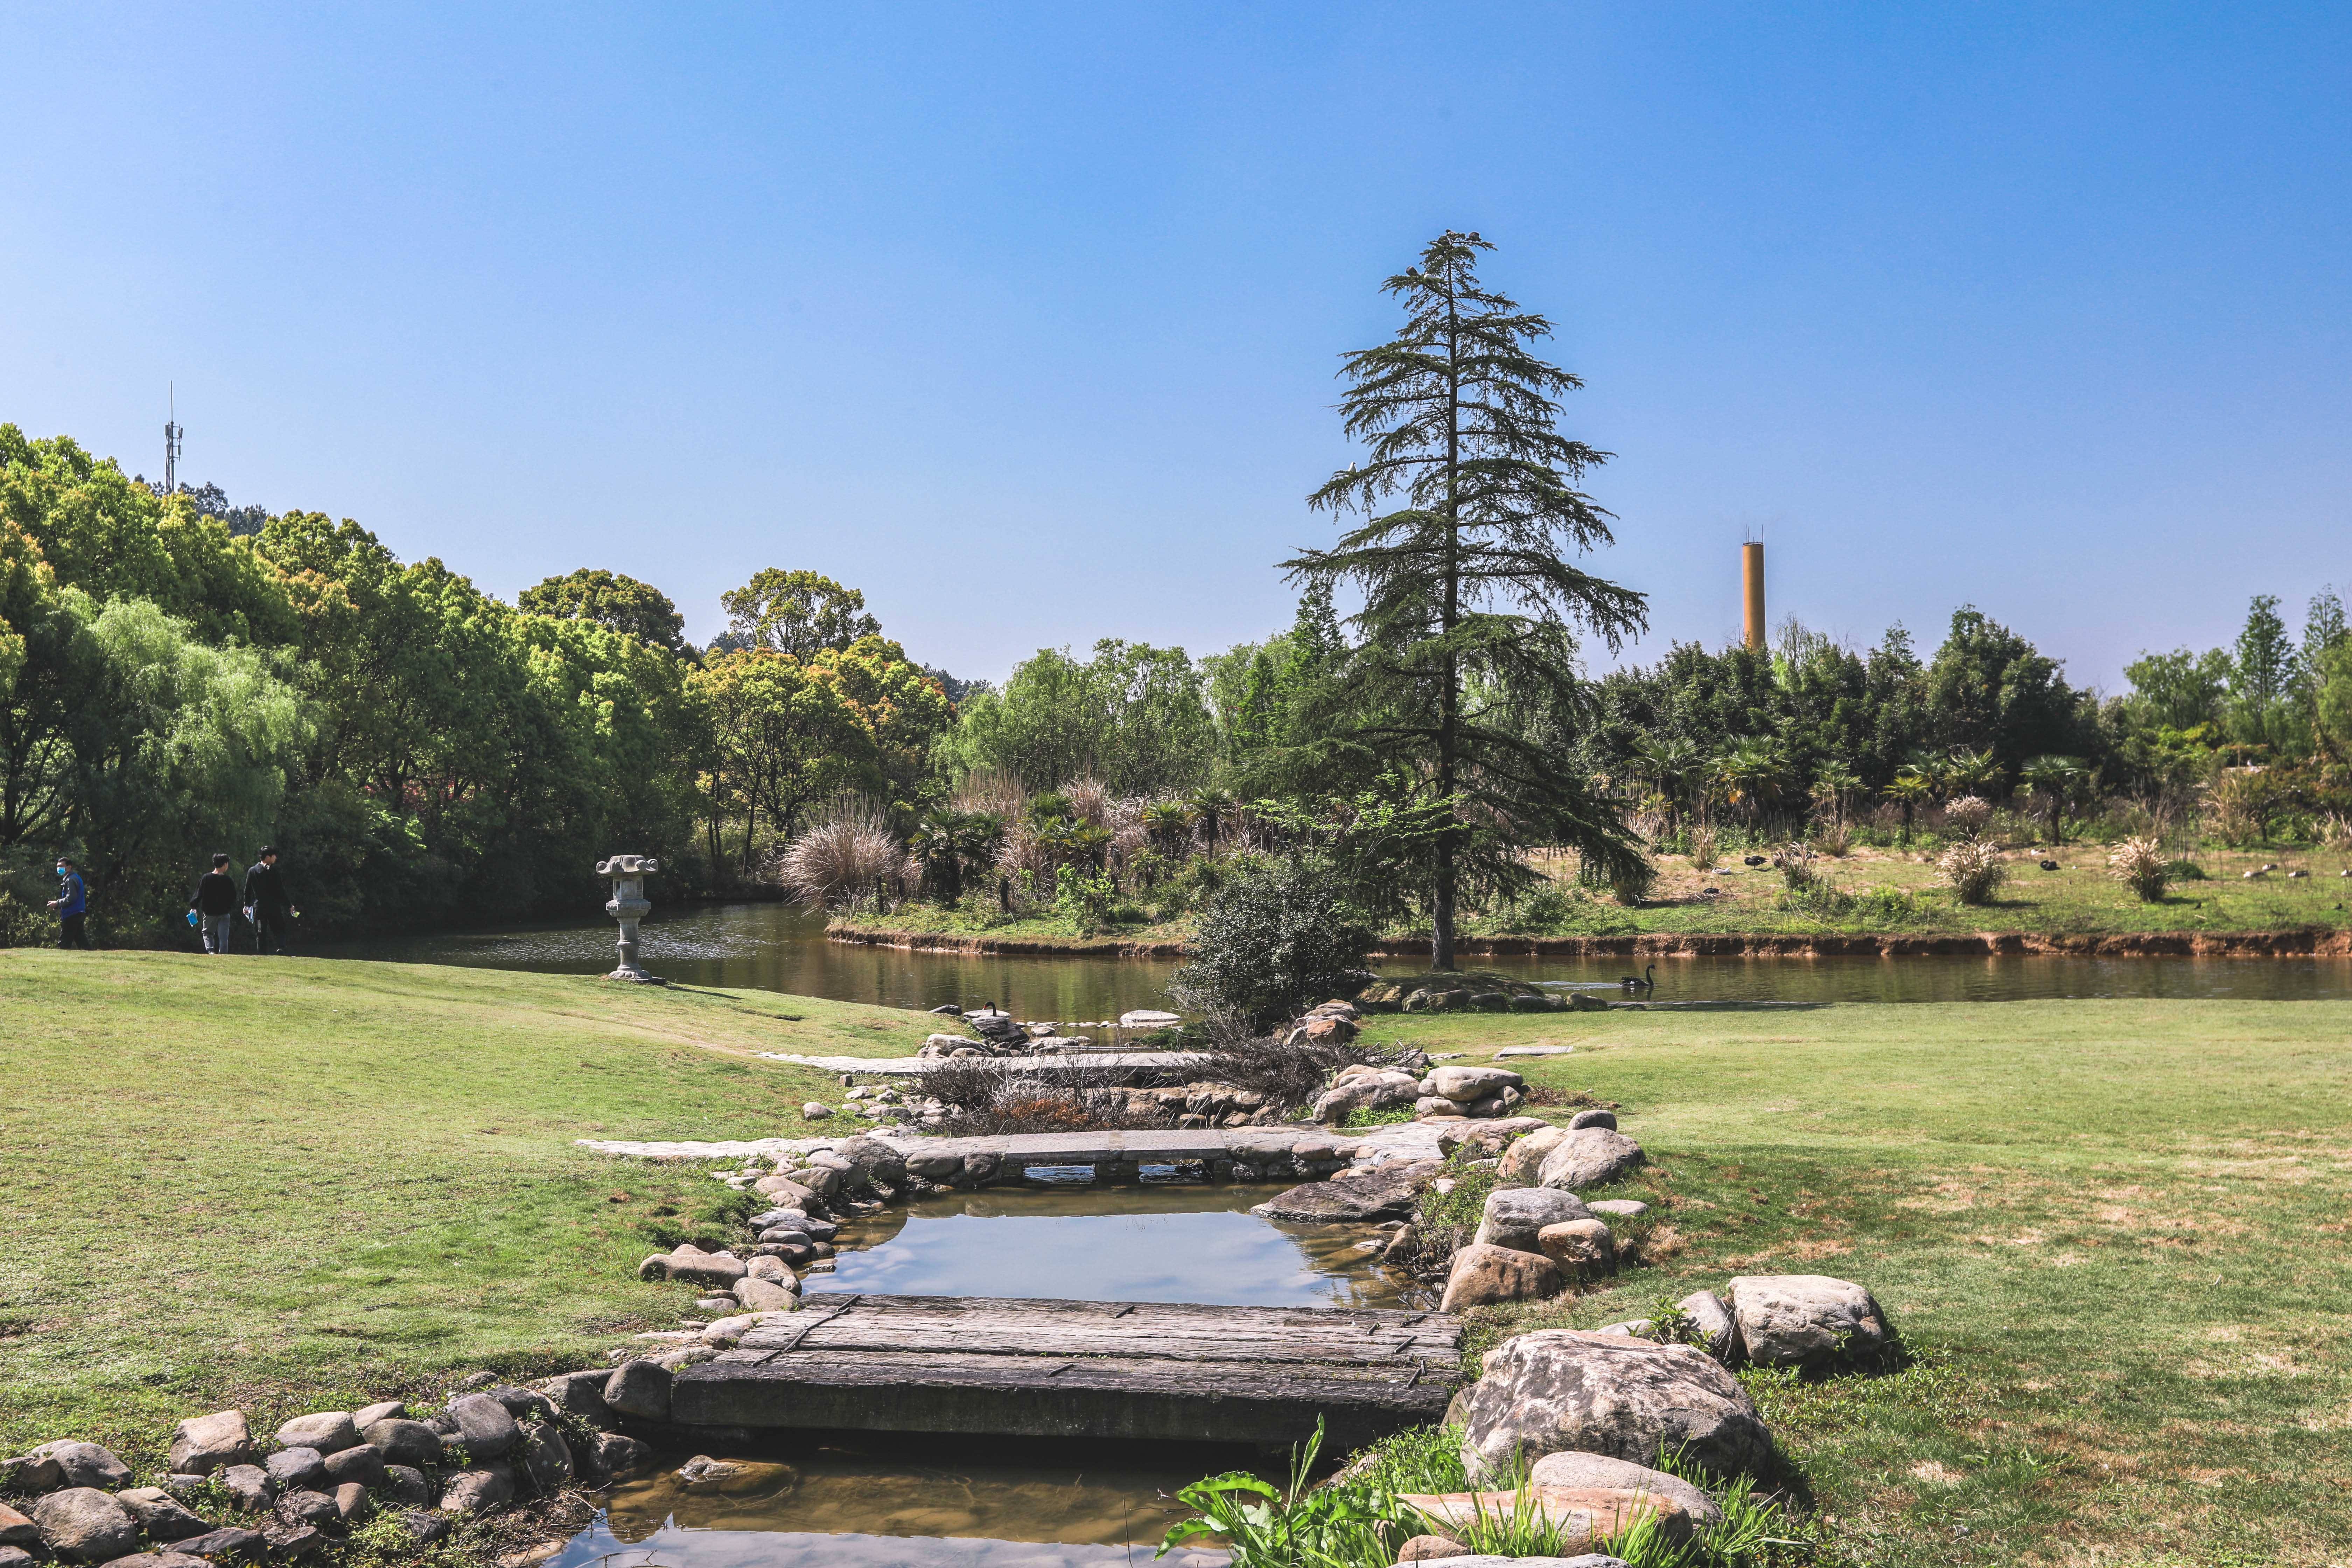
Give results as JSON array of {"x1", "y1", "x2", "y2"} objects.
[{"x1": 8, "y1": 230, "x2": 2344, "y2": 954}]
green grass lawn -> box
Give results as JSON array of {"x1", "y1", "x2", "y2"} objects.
[
  {"x1": 0, "y1": 951, "x2": 911, "y2": 1458},
  {"x1": 6, "y1": 951, "x2": 2348, "y2": 1564},
  {"x1": 1369, "y1": 1001, "x2": 2352, "y2": 1567}
]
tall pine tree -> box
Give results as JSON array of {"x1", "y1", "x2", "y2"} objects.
[{"x1": 1288, "y1": 231, "x2": 1647, "y2": 971}]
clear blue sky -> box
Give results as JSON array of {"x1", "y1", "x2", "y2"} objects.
[{"x1": 3, "y1": 4, "x2": 2345, "y2": 688}]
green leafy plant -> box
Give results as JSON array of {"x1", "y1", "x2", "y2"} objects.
[
  {"x1": 1053, "y1": 864, "x2": 1121, "y2": 932},
  {"x1": 1158, "y1": 1420, "x2": 1392, "y2": 1566}
]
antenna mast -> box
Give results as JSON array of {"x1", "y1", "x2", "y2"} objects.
[{"x1": 163, "y1": 384, "x2": 183, "y2": 495}]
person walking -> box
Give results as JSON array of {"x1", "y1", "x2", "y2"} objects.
[
  {"x1": 188, "y1": 852, "x2": 239, "y2": 954},
  {"x1": 243, "y1": 845, "x2": 297, "y2": 955},
  {"x1": 46, "y1": 856, "x2": 91, "y2": 949}
]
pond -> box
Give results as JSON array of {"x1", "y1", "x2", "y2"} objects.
[{"x1": 328, "y1": 900, "x2": 2352, "y2": 1020}]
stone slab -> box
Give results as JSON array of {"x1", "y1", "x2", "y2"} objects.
[{"x1": 670, "y1": 1294, "x2": 1462, "y2": 1447}]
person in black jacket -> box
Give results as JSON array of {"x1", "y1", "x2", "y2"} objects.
[
  {"x1": 243, "y1": 846, "x2": 298, "y2": 955},
  {"x1": 188, "y1": 852, "x2": 239, "y2": 953}
]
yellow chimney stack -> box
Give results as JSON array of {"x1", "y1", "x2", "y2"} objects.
[{"x1": 1742, "y1": 541, "x2": 1765, "y2": 651}]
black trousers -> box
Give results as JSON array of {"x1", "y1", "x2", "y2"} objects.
[
  {"x1": 58, "y1": 913, "x2": 91, "y2": 949},
  {"x1": 253, "y1": 910, "x2": 292, "y2": 955}
]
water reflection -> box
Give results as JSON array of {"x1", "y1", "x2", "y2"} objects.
[
  {"x1": 549, "y1": 1432, "x2": 1233, "y2": 1568},
  {"x1": 322, "y1": 899, "x2": 2352, "y2": 1015},
  {"x1": 814, "y1": 1185, "x2": 1424, "y2": 1309}
]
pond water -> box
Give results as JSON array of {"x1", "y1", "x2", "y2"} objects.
[
  {"x1": 811, "y1": 1185, "x2": 1426, "y2": 1310},
  {"x1": 327, "y1": 899, "x2": 2352, "y2": 1020},
  {"x1": 548, "y1": 1430, "x2": 1235, "y2": 1568}
]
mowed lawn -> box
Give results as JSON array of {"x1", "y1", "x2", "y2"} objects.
[
  {"x1": 5, "y1": 951, "x2": 2349, "y2": 1566},
  {"x1": 1372, "y1": 1000, "x2": 2352, "y2": 1567},
  {"x1": 0, "y1": 950, "x2": 916, "y2": 1455}
]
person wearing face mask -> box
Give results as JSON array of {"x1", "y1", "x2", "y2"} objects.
[{"x1": 46, "y1": 855, "x2": 91, "y2": 948}]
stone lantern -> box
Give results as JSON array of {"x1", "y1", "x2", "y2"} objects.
[{"x1": 597, "y1": 855, "x2": 662, "y2": 983}]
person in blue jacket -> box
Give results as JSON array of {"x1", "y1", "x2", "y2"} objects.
[{"x1": 46, "y1": 855, "x2": 91, "y2": 948}]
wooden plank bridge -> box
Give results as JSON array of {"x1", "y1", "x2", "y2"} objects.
[{"x1": 671, "y1": 1294, "x2": 1465, "y2": 1447}]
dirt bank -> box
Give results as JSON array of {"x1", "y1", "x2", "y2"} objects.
[
  {"x1": 830, "y1": 924, "x2": 2352, "y2": 960},
  {"x1": 1372, "y1": 929, "x2": 2352, "y2": 959}
]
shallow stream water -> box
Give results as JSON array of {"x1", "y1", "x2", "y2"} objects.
[
  {"x1": 810, "y1": 1184, "x2": 1426, "y2": 1309},
  {"x1": 547, "y1": 1430, "x2": 1236, "y2": 1568}
]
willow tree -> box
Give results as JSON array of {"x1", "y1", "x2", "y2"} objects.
[{"x1": 1288, "y1": 231, "x2": 1647, "y2": 971}]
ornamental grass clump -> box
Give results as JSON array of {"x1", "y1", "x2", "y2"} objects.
[
  {"x1": 1944, "y1": 794, "x2": 1994, "y2": 839},
  {"x1": 2108, "y1": 836, "x2": 2170, "y2": 902},
  {"x1": 1687, "y1": 825, "x2": 1718, "y2": 872},
  {"x1": 1938, "y1": 837, "x2": 2007, "y2": 905},
  {"x1": 778, "y1": 804, "x2": 910, "y2": 907}
]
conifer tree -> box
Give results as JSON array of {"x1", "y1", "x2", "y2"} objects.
[{"x1": 1288, "y1": 231, "x2": 1647, "y2": 970}]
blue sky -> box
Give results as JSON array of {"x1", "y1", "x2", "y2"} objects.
[{"x1": 2, "y1": 4, "x2": 2345, "y2": 687}]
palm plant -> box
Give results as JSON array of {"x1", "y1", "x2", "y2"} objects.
[
  {"x1": 1883, "y1": 771, "x2": 1935, "y2": 847},
  {"x1": 1944, "y1": 744, "x2": 2002, "y2": 797},
  {"x1": 1811, "y1": 764, "x2": 1863, "y2": 826},
  {"x1": 2017, "y1": 755, "x2": 2086, "y2": 846},
  {"x1": 1186, "y1": 786, "x2": 1238, "y2": 854},
  {"x1": 1711, "y1": 736, "x2": 1787, "y2": 828},
  {"x1": 908, "y1": 808, "x2": 1002, "y2": 901},
  {"x1": 1140, "y1": 799, "x2": 1197, "y2": 856},
  {"x1": 1633, "y1": 734, "x2": 1704, "y2": 837}
]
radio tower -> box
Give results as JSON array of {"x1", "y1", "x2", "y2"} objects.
[{"x1": 163, "y1": 384, "x2": 183, "y2": 495}]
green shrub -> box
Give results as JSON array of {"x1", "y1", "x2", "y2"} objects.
[{"x1": 1167, "y1": 858, "x2": 1374, "y2": 1028}]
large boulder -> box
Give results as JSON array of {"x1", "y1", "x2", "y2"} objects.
[
  {"x1": 1423, "y1": 1066, "x2": 1523, "y2": 1103},
  {"x1": 320, "y1": 1445, "x2": 384, "y2": 1488},
  {"x1": 30, "y1": 1490, "x2": 138, "y2": 1563},
  {"x1": 1436, "y1": 1117, "x2": 1550, "y2": 1160},
  {"x1": 216, "y1": 1467, "x2": 273, "y2": 1514},
  {"x1": 603, "y1": 1359, "x2": 674, "y2": 1421},
  {"x1": 643, "y1": 1245, "x2": 748, "y2": 1288},
  {"x1": 1253, "y1": 1160, "x2": 1439, "y2": 1223},
  {"x1": 733, "y1": 1276, "x2": 799, "y2": 1312},
  {"x1": 1536, "y1": 1219, "x2": 1616, "y2": 1276},
  {"x1": 269, "y1": 1414, "x2": 357, "y2": 1457},
  {"x1": 1536, "y1": 1129, "x2": 1645, "y2": 1191},
  {"x1": 168, "y1": 1413, "x2": 252, "y2": 1476},
  {"x1": 1452, "y1": 1330, "x2": 1773, "y2": 1480},
  {"x1": 436, "y1": 1470, "x2": 511, "y2": 1515},
  {"x1": 0, "y1": 1504, "x2": 34, "y2": 1548},
  {"x1": 1726, "y1": 1275, "x2": 1888, "y2": 1366},
  {"x1": 174, "y1": 1526, "x2": 266, "y2": 1561},
  {"x1": 1473, "y1": 1188, "x2": 1593, "y2": 1253},
  {"x1": 28, "y1": 1443, "x2": 132, "y2": 1491},
  {"x1": 1310, "y1": 1071, "x2": 1421, "y2": 1125},
  {"x1": 1526, "y1": 1452, "x2": 1720, "y2": 1527},
  {"x1": 446, "y1": 1393, "x2": 519, "y2": 1458},
  {"x1": 516, "y1": 1425, "x2": 573, "y2": 1495},
  {"x1": 1497, "y1": 1125, "x2": 1566, "y2": 1186},
  {"x1": 115, "y1": 1489, "x2": 210, "y2": 1542},
  {"x1": 261, "y1": 1451, "x2": 322, "y2": 1490},
  {"x1": 361, "y1": 1420, "x2": 443, "y2": 1469},
  {"x1": 835, "y1": 1135, "x2": 908, "y2": 1190},
  {"x1": 1438, "y1": 1244, "x2": 1563, "y2": 1312}
]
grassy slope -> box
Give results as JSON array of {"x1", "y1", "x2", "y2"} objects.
[
  {"x1": 9, "y1": 952, "x2": 2350, "y2": 1563},
  {"x1": 0, "y1": 951, "x2": 915, "y2": 1456},
  {"x1": 1367, "y1": 1002, "x2": 2352, "y2": 1567}
]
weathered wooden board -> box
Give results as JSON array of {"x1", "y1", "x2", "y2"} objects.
[{"x1": 671, "y1": 1294, "x2": 1463, "y2": 1446}]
